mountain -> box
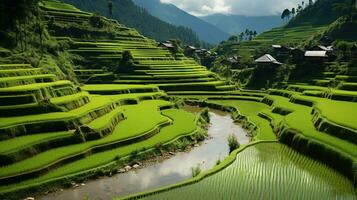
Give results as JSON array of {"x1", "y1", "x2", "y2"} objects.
[
  {"x1": 61, "y1": 0, "x2": 201, "y2": 46},
  {"x1": 201, "y1": 14, "x2": 283, "y2": 35},
  {"x1": 133, "y1": 0, "x2": 230, "y2": 44}
]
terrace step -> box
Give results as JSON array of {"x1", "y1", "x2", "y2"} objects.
[
  {"x1": 0, "y1": 74, "x2": 57, "y2": 88},
  {"x1": 0, "y1": 68, "x2": 45, "y2": 78},
  {"x1": 0, "y1": 131, "x2": 77, "y2": 167},
  {"x1": 80, "y1": 107, "x2": 125, "y2": 141},
  {"x1": 0, "y1": 96, "x2": 115, "y2": 139},
  {"x1": 0, "y1": 64, "x2": 32, "y2": 70}
]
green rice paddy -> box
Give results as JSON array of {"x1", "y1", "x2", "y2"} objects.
[{"x1": 138, "y1": 143, "x2": 356, "y2": 200}]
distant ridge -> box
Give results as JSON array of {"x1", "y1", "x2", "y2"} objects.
[
  {"x1": 201, "y1": 14, "x2": 283, "y2": 35},
  {"x1": 133, "y1": 0, "x2": 230, "y2": 44}
]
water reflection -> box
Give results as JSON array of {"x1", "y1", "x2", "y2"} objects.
[{"x1": 40, "y1": 110, "x2": 249, "y2": 200}]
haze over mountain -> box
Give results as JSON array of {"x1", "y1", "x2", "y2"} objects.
[
  {"x1": 201, "y1": 14, "x2": 283, "y2": 35},
  {"x1": 133, "y1": 0, "x2": 230, "y2": 44}
]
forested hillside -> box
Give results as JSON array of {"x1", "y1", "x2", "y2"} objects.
[
  {"x1": 62, "y1": 0, "x2": 202, "y2": 46},
  {"x1": 133, "y1": 0, "x2": 230, "y2": 44},
  {"x1": 288, "y1": 0, "x2": 351, "y2": 26}
]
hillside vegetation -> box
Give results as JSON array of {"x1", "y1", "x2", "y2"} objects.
[{"x1": 62, "y1": 0, "x2": 203, "y2": 46}]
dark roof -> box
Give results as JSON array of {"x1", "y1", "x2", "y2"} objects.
[{"x1": 311, "y1": 45, "x2": 333, "y2": 51}]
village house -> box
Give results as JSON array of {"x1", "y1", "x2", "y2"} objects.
[
  {"x1": 272, "y1": 45, "x2": 291, "y2": 57},
  {"x1": 290, "y1": 48, "x2": 305, "y2": 63},
  {"x1": 304, "y1": 51, "x2": 329, "y2": 63},
  {"x1": 255, "y1": 54, "x2": 282, "y2": 67},
  {"x1": 158, "y1": 41, "x2": 174, "y2": 50}
]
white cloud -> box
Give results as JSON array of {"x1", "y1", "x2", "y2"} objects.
[{"x1": 160, "y1": 0, "x2": 303, "y2": 16}]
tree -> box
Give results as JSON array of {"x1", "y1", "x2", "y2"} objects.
[
  {"x1": 238, "y1": 32, "x2": 245, "y2": 42},
  {"x1": 108, "y1": 1, "x2": 113, "y2": 17},
  {"x1": 292, "y1": 8, "x2": 296, "y2": 17},
  {"x1": 169, "y1": 39, "x2": 183, "y2": 57},
  {"x1": 297, "y1": 4, "x2": 302, "y2": 13},
  {"x1": 116, "y1": 50, "x2": 134, "y2": 73},
  {"x1": 228, "y1": 35, "x2": 238, "y2": 43},
  {"x1": 35, "y1": 20, "x2": 47, "y2": 54},
  {"x1": 244, "y1": 29, "x2": 250, "y2": 40},
  {"x1": 309, "y1": 0, "x2": 313, "y2": 6},
  {"x1": 89, "y1": 13, "x2": 104, "y2": 28},
  {"x1": 281, "y1": 8, "x2": 291, "y2": 22},
  {"x1": 253, "y1": 31, "x2": 257, "y2": 38},
  {"x1": 333, "y1": 3, "x2": 351, "y2": 17},
  {"x1": 351, "y1": 0, "x2": 356, "y2": 14},
  {"x1": 302, "y1": 1, "x2": 305, "y2": 8},
  {"x1": 248, "y1": 30, "x2": 254, "y2": 41}
]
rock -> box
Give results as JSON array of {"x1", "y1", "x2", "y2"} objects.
[
  {"x1": 73, "y1": 184, "x2": 80, "y2": 188},
  {"x1": 119, "y1": 169, "x2": 126, "y2": 173},
  {"x1": 169, "y1": 152, "x2": 175, "y2": 155},
  {"x1": 24, "y1": 197, "x2": 35, "y2": 200},
  {"x1": 81, "y1": 183, "x2": 86, "y2": 186},
  {"x1": 132, "y1": 164, "x2": 140, "y2": 169},
  {"x1": 194, "y1": 144, "x2": 199, "y2": 147},
  {"x1": 124, "y1": 165, "x2": 132, "y2": 171},
  {"x1": 60, "y1": 189, "x2": 64, "y2": 192}
]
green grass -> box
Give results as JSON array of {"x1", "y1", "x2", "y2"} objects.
[{"x1": 138, "y1": 143, "x2": 356, "y2": 200}]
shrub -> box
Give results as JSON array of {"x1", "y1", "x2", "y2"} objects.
[
  {"x1": 191, "y1": 164, "x2": 202, "y2": 177},
  {"x1": 200, "y1": 107, "x2": 210, "y2": 123},
  {"x1": 116, "y1": 50, "x2": 134, "y2": 73},
  {"x1": 216, "y1": 159, "x2": 221, "y2": 166},
  {"x1": 227, "y1": 134, "x2": 240, "y2": 153}
]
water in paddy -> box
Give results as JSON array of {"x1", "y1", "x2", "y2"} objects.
[
  {"x1": 41, "y1": 108, "x2": 250, "y2": 200},
  {"x1": 144, "y1": 143, "x2": 357, "y2": 199}
]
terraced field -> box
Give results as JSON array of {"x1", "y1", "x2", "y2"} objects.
[
  {"x1": 229, "y1": 25, "x2": 327, "y2": 57},
  {"x1": 0, "y1": 62, "x2": 203, "y2": 198},
  {"x1": 39, "y1": 0, "x2": 236, "y2": 92},
  {"x1": 137, "y1": 143, "x2": 356, "y2": 199}
]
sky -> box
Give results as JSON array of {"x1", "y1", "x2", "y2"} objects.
[{"x1": 160, "y1": 0, "x2": 304, "y2": 16}]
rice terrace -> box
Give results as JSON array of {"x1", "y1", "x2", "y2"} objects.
[{"x1": 0, "y1": 0, "x2": 356, "y2": 199}]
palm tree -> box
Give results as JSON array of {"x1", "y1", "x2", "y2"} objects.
[{"x1": 108, "y1": 1, "x2": 113, "y2": 17}]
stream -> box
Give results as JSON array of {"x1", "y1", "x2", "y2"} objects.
[{"x1": 40, "y1": 108, "x2": 249, "y2": 200}]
